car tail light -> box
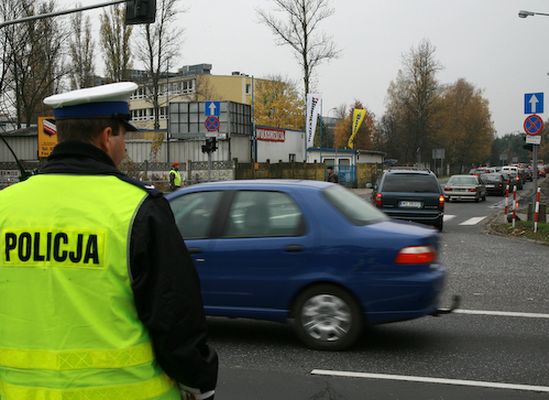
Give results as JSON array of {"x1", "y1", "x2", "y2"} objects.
[
  {"x1": 438, "y1": 194, "x2": 445, "y2": 209},
  {"x1": 395, "y1": 245, "x2": 437, "y2": 265},
  {"x1": 468, "y1": 188, "x2": 477, "y2": 192},
  {"x1": 375, "y1": 193, "x2": 382, "y2": 207}
]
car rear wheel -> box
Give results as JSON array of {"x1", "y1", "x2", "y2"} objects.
[
  {"x1": 293, "y1": 284, "x2": 362, "y2": 351},
  {"x1": 434, "y1": 216, "x2": 443, "y2": 232}
]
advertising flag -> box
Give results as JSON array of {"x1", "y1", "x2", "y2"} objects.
[
  {"x1": 347, "y1": 108, "x2": 366, "y2": 149},
  {"x1": 305, "y1": 93, "x2": 322, "y2": 148}
]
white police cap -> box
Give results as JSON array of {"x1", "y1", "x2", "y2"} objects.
[{"x1": 43, "y1": 82, "x2": 139, "y2": 131}]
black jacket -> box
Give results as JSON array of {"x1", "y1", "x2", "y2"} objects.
[{"x1": 39, "y1": 141, "x2": 218, "y2": 395}]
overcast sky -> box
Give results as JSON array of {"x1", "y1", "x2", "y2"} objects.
[{"x1": 73, "y1": 0, "x2": 549, "y2": 137}]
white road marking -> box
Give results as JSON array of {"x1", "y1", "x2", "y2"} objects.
[
  {"x1": 455, "y1": 309, "x2": 549, "y2": 319},
  {"x1": 310, "y1": 370, "x2": 549, "y2": 393},
  {"x1": 459, "y1": 216, "x2": 487, "y2": 225},
  {"x1": 443, "y1": 214, "x2": 456, "y2": 222}
]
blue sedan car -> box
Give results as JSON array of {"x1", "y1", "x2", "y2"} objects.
[{"x1": 166, "y1": 180, "x2": 447, "y2": 350}]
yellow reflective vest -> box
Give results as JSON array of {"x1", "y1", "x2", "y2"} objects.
[
  {"x1": 169, "y1": 169, "x2": 182, "y2": 188},
  {"x1": 0, "y1": 174, "x2": 180, "y2": 400}
]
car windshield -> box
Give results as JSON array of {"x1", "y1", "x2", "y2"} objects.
[
  {"x1": 323, "y1": 185, "x2": 388, "y2": 225},
  {"x1": 448, "y1": 176, "x2": 477, "y2": 185},
  {"x1": 382, "y1": 174, "x2": 440, "y2": 193}
]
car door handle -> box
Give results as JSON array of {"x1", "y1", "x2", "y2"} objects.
[
  {"x1": 285, "y1": 244, "x2": 304, "y2": 252},
  {"x1": 188, "y1": 247, "x2": 202, "y2": 254}
]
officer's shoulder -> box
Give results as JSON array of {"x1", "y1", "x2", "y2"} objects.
[{"x1": 117, "y1": 175, "x2": 163, "y2": 198}]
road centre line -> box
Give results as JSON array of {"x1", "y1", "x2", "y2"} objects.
[
  {"x1": 455, "y1": 309, "x2": 549, "y2": 319},
  {"x1": 459, "y1": 216, "x2": 487, "y2": 225},
  {"x1": 310, "y1": 370, "x2": 549, "y2": 393}
]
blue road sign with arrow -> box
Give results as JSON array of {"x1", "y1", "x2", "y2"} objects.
[
  {"x1": 204, "y1": 101, "x2": 220, "y2": 117},
  {"x1": 524, "y1": 92, "x2": 544, "y2": 114}
]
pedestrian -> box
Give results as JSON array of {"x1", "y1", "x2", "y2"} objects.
[
  {"x1": 169, "y1": 161, "x2": 182, "y2": 191},
  {"x1": 326, "y1": 165, "x2": 339, "y2": 183},
  {"x1": 0, "y1": 82, "x2": 218, "y2": 400}
]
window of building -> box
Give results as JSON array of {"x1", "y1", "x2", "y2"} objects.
[{"x1": 245, "y1": 83, "x2": 251, "y2": 95}]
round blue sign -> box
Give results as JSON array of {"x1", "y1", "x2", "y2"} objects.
[
  {"x1": 523, "y1": 114, "x2": 544, "y2": 136},
  {"x1": 205, "y1": 116, "x2": 220, "y2": 132}
]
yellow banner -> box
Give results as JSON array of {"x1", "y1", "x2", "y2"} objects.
[
  {"x1": 347, "y1": 109, "x2": 366, "y2": 149},
  {"x1": 37, "y1": 116, "x2": 58, "y2": 159}
]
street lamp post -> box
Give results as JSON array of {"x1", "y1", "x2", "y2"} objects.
[
  {"x1": 518, "y1": 9, "x2": 546, "y2": 209},
  {"x1": 518, "y1": 10, "x2": 549, "y2": 18}
]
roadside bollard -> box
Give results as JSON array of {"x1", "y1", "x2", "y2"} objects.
[
  {"x1": 512, "y1": 185, "x2": 517, "y2": 228},
  {"x1": 534, "y1": 187, "x2": 541, "y2": 233},
  {"x1": 504, "y1": 184, "x2": 509, "y2": 222}
]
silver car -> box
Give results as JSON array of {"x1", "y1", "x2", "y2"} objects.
[{"x1": 444, "y1": 175, "x2": 486, "y2": 202}]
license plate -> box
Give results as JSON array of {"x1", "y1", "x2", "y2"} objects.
[
  {"x1": 399, "y1": 201, "x2": 422, "y2": 208},
  {"x1": 486, "y1": 184, "x2": 494, "y2": 188}
]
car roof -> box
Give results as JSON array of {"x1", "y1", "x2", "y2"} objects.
[
  {"x1": 174, "y1": 179, "x2": 332, "y2": 191},
  {"x1": 384, "y1": 168, "x2": 433, "y2": 175}
]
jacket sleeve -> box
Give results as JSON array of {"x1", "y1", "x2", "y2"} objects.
[{"x1": 129, "y1": 195, "x2": 218, "y2": 395}]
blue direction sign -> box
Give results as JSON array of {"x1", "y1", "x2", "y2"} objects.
[
  {"x1": 524, "y1": 92, "x2": 544, "y2": 114},
  {"x1": 204, "y1": 101, "x2": 220, "y2": 117}
]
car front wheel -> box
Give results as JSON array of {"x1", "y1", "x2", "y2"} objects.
[{"x1": 293, "y1": 284, "x2": 362, "y2": 351}]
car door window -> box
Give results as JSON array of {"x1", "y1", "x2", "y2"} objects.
[
  {"x1": 169, "y1": 191, "x2": 223, "y2": 239},
  {"x1": 222, "y1": 191, "x2": 303, "y2": 238}
]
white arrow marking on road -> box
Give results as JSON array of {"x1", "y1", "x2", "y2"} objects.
[
  {"x1": 311, "y1": 370, "x2": 549, "y2": 393},
  {"x1": 529, "y1": 95, "x2": 538, "y2": 113},
  {"x1": 208, "y1": 102, "x2": 217, "y2": 116}
]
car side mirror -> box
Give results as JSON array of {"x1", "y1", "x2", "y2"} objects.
[{"x1": 366, "y1": 183, "x2": 373, "y2": 189}]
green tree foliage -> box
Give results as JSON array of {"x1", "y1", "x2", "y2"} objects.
[
  {"x1": 100, "y1": 5, "x2": 132, "y2": 83},
  {"x1": 433, "y1": 78, "x2": 495, "y2": 172},
  {"x1": 333, "y1": 101, "x2": 377, "y2": 150},
  {"x1": 382, "y1": 40, "x2": 441, "y2": 164},
  {"x1": 254, "y1": 76, "x2": 304, "y2": 130}
]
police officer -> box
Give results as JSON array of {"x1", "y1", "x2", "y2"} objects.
[
  {"x1": 0, "y1": 83, "x2": 218, "y2": 400},
  {"x1": 169, "y1": 161, "x2": 182, "y2": 191}
]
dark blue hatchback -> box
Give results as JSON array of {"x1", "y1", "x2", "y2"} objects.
[{"x1": 166, "y1": 180, "x2": 446, "y2": 350}]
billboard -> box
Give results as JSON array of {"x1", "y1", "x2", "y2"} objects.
[
  {"x1": 169, "y1": 101, "x2": 252, "y2": 140},
  {"x1": 37, "y1": 116, "x2": 57, "y2": 158}
]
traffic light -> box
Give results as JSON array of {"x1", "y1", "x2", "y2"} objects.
[
  {"x1": 125, "y1": 0, "x2": 156, "y2": 25},
  {"x1": 201, "y1": 137, "x2": 218, "y2": 154}
]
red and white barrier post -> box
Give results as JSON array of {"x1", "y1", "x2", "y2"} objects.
[
  {"x1": 512, "y1": 185, "x2": 517, "y2": 228},
  {"x1": 504, "y1": 184, "x2": 509, "y2": 222},
  {"x1": 534, "y1": 187, "x2": 541, "y2": 233}
]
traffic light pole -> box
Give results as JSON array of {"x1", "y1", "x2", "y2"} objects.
[{"x1": 0, "y1": 0, "x2": 128, "y2": 29}]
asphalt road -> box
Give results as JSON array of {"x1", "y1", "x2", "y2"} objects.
[{"x1": 206, "y1": 180, "x2": 549, "y2": 400}]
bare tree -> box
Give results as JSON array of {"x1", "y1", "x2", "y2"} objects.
[
  {"x1": 258, "y1": 0, "x2": 340, "y2": 97},
  {"x1": 135, "y1": 0, "x2": 183, "y2": 130},
  {"x1": 7, "y1": 0, "x2": 68, "y2": 127},
  {"x1": 100, "y1": 5, "x2": 132, "y2": 82},
  {"x1": 68, "y1": 8, "x2": 95, "y2": 89}
]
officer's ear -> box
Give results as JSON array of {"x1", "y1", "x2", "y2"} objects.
[{"x1": 94, "y1": 126, "x2": 113, "y2": 154}]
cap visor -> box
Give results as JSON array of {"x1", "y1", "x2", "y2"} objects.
[{"x1": 122, "y1": 120, "x2": 138, "y2": 132}]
